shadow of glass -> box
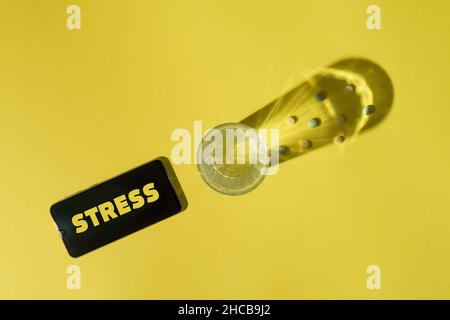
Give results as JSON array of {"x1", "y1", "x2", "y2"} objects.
[{"x1": 240, "y1": 58, "x2": 394, "y2": 163}]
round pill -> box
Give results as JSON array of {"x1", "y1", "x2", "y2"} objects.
[
  {"x1": 334, "y1": 136, "x2": 345, "y2": 144},
  {"x1": 300, "y1": 140, "x2": 312, "y2": 149},
  {"x1": 315, "y1": 91, "x2": 328, "y2": 102},
  {"x1": 344, "y1": 84, "x2": 355, "y2": 93},
  {"x1": 278, "y1": 145, "x2": 289, "y2": 155},
  {"x1": 308, "y1": 118, "x2": 321, "y2": 128},
  {"x1": 363, "y1": 105, "x2": 376, "y2": 115},
  {"x1": 287, "y1": 116, "x2": 298, "y2": 125},
  {"x1": 336, "y1": 115, "x2": 346, "y2": 124}
]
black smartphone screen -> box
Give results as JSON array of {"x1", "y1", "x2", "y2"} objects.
[{"x1": 50, "y1": 157, "x2": 187, "y2": 257}]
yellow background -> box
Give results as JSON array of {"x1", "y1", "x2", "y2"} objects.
[{"x1": 1, "y1": 0, "x2": 449, "y2": 299}]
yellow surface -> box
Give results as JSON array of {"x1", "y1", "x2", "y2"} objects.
[{"x1": 1, "y1": 0, "x2": 449, "y2": 299}]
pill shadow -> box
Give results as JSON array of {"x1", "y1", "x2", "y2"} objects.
[{"x1": 240, "y1": 58, "x2": 394, "y2": 163}]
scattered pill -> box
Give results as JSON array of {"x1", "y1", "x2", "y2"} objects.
[
  {"x1": 278, "y1": 145, "x2": 290, "y2": 155},
  {"x1": 336, "y1": 114, "x2": 346, "y2": 124},
  {"x1": 300, "y1": 140, "x2": 312, "y2": 149},
  {"x1": 363, "y1": 105, "x2": 376, "y2": 115},
  {"x1": 315, "y1": 91, "x2": 328, "y2": 102},
  {"x1": 344, "y1": 84, "x2": 355, "y2": 93},
  {"x1": 308, "y1": 118, "x2": 321, "y2": 128},
  {"x1": 334, "y1": 136, "x2": 345, "y2": 144},
  {"x1": 287, "y1": 116, "x2": 298, "y2": 125}
]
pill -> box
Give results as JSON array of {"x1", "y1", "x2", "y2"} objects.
[
  {"x1": 308, "y1": 118, "x2": 321, "y2": 128},
  {"x1": 278, "y1": 145, "x2": 290, "y2": 155},
  {"x1": 363, "y1": 105, "x2": 376, "y2": 115},
  {"x1": 336, "y1": 115, "x2": 346, "y2": 124},
  {"x1": 300, "y1": 140, "x2": 312, "y2": 149},
  {"x1": 287, "y1": 116, "x2": 298, "y2": 125},
  {"x1": 334, "y1": 136, "x2": 345, "y2": 144},
  {"x1": 315, "y1": 91, "x2": 328, "y2": 102},
  {"x1": 344, "y1": 84, "x2": 355, "y2": 93}
]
